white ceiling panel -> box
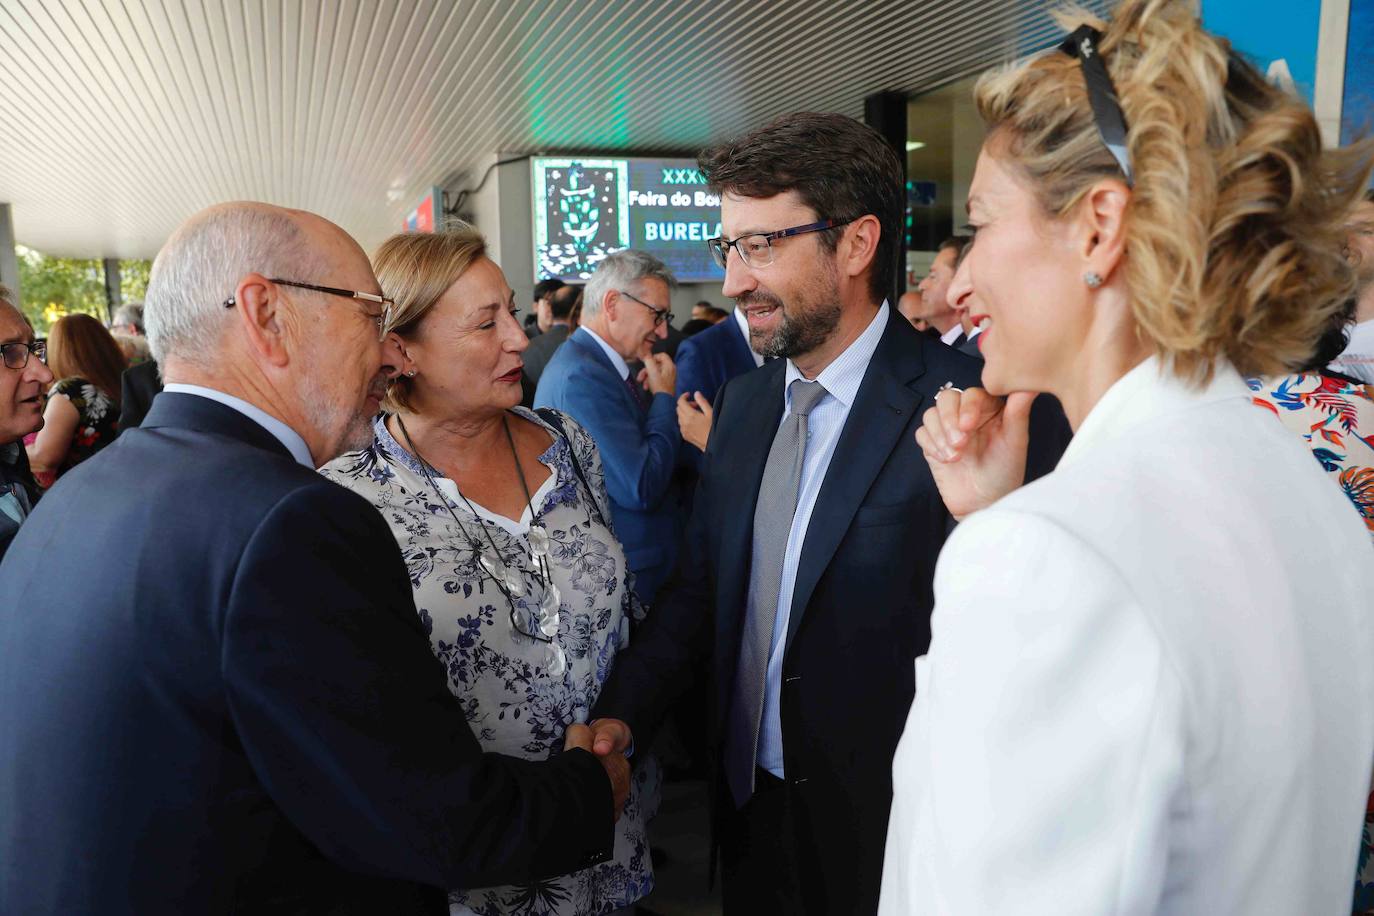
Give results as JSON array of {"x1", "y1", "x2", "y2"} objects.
[{"x1": 0, "y1": 0, "x2": 1106, "y2": 258}]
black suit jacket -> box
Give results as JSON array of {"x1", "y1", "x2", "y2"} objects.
[
  {"x1": 523, "y1": 323, "x2": 571, "y2": 389},
  {"x1": 118, "y1": 358, "x2": 163, "y2": 430},
  {"x1": 594, "y1": 311, "x2": 984, "y2": 914},
  {"x1": 0, "y1": 393, "x2": 612, "y2": 915}
]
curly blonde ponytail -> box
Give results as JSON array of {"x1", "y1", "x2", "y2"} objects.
[{"x1": 975, "y1": 0, "x2": 1373, "y2": 381}]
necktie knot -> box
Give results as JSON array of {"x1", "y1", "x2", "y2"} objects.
[{"x1": 788, "y1": 379, "x2": 827, "y2": 418}]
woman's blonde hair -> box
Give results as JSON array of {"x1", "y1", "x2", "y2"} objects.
[
  {"x1": 372, "y1": 221, "x2": 487, "y2": 412},
  {"x1": 975, "y1": 0, "x2": 1374, "y2": 381}
]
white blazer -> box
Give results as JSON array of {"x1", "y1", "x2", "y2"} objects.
[{"x1": 880, "y1": 357, "x2": 1374, "y2": 915}]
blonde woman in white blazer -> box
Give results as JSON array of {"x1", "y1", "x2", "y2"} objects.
[{"x1": 879, "y1": 1, "x2": 1374, "y2": 913}]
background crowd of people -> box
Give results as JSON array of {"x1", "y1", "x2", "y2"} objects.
[{"x1": 1, "y1": 1, "x2": 1373, "y2": 914}]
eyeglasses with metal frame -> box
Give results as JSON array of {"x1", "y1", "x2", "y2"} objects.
[
  {"x1": 617, "y1": 289, "x2": 674, "y2": 328},
  {"x1": 1, "y1": 338, "x2": 46, "y2": 370},
  {"x1": 706, "y1": 216, "x2": 857, "y2": 270},
  {"x1": 222, "y1": 278, "x2": 394, "y2": 339}
]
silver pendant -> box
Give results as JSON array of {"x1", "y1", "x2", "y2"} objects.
[
  {"x1": 547, "y1": 644, "x2": 566, "y2": 676},
  {"x1": 503, "y1": 566, "x2": 525, "y2": 597},
  {"x1": 539, "y1": 583, "x2": 561, "y2": 616},
  {"x1": 528, "y1": 524, "x2": 550, "y2": 559},
  {"x1": 479, "y1": 550, "x2": 500, "y2": 577}
]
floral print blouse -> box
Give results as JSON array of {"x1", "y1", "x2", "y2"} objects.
[
  {"x1": 1250, "y1": 372, "x2": 1374, "y2": 913},
  {"x1": 320, "y1": 408, "x2": 658, "y2": 916},
  {"x1": 29, "y1": 377, "x2": 119, "y2": 489}
]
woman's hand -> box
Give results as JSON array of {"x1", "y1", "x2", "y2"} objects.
[
  {"x1": 676, "y1": 391, "x2": 713, "y2": 452},
  {"x1": 915, "y1": 388, "x2": 1034, "y2": 520}
]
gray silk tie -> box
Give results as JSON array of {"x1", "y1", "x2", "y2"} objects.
[{"x1": 725, "y1": 378, "x2": 828, "y2": 808}]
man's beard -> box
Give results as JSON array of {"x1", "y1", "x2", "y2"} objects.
[
  {"x1": 740, "y1": 271, "x2": 843, "y2": 361},
  {"x1": 299, "y1": 352, "x2": 380, "y2": 464}
]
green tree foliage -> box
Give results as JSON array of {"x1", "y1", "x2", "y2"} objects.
[
  {"x1": 13, "y1": 246, "x2": 152, "y2": 333},
  {"x1": 120, "y1": 258, "x2": 152, "y2": 304}
]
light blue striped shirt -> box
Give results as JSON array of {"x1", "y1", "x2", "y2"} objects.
[
  {"x1": 755, "y1": 301, "x2": 889, "y2": 777},
  {"x1": 163, "y1": 383, "x2": 315, "y2": 468}
]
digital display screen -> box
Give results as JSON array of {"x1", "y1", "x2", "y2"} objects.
[{"x1": 532, "y1": 157, "x2": 725, "y2": 284}]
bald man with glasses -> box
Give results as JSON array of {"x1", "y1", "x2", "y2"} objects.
[{"x1": 0, "y1": 203, "x2": 625, "y2": 915}]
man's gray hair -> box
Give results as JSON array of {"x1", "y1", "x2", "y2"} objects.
[
  {"x1": 0, "y1": 283, "x2": 14, "y2": 311},
  {"x1": 145, "y1": 206, "x2": 319, "y2": 367},
  {"x1": 582, "y1": 249, "x2": 678, "y2": 318},
  {"x1": 111, "y1": 302, "x2": 144, "y2": 334}
]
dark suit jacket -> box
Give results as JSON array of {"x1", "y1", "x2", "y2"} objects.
[
  {"x1": 523, "y1": 323, "x2": 571, "y2": 390},
  {"x1": 118, "y1": 358, "x2": 163, "y2": 430},
  {"x1": 674, "y1": 316, "x2": 759, "y2": 473},
  {"x1": 652, "y1": 323, "x2": 685, "y2": 359},
  {"x1": 535, "y1": 329, "x2": 682, "y2": 602},
  {"x1": 0, "y1": 443, "x2": 39, "y2": 562},
  {"x1": 674, "y1": 315, "x2": 757, "y2": 407},
  {"x1": 593, "y1": 310, "x2": 984, "y2": 915},
  {"x1": 0, "y1": 393, "x2": 612, "y2": 915}
]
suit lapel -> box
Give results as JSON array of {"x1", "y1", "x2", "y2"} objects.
[
  {"x1": 785, "y1": 314, "x2": 928, "y2": 649},
  {"x1": 713, "y1": 364, "x2": 786, "y2": 669},
  {"x1": 570, "y1": 329, "x2": 641, "y2": 415}
]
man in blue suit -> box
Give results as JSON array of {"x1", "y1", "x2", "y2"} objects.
[
  {"x1": 676, "y1": 306, "x2": 761, "y2": 406},
  {"x1": 674, "y1": 305, "x2": 761, "y2": 469},
  {"x1": 535, "y1": 249, "x2": 682, "y2": 604},
  {"x1": 0, "y1": 202, "x2": 625, "y2": 915}
]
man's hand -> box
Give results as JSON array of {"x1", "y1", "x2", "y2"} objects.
[
  {"x1": 599, "y1": 751, "x2": 631, "y2": 821},
  {"x1": 563, "y1": 723, "x2": 594, "y2": 753},
  {"x1": 641, "y1": 353, "x2": 677, "y2": 396},
  {"x1": 588, "y1": 718, "x2": 633, "y2": 757},
  {"x1": 915, "y1": 387, "x2": 1033, "y2": 520},
  {"x1": 565, "y1": 723, "x2": 631, "y2": 821},
  {"x1": 676, "y1": 391, "x2": 713, "y2": 452}
]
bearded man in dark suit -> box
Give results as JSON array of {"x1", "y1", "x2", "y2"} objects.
[{"x1": 584, "y1": 113, "x2": 985, "y2": 914}]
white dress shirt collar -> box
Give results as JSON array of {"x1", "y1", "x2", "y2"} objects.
[
  {"x1": 783, "y1": 301, "x2": 889, "y2": 411},
  {"x1": 732, "y1": 306, "x2": 766, "y2": 368},
  {"x1": 163, "y1": 383, "x2": 315, "y2": 468},
  {"x1": 939, "y1": 323, "x2": 964, "y2": 346},
  {"x1": 580, "y1": 326, "x2": 630, "y2": 381}
]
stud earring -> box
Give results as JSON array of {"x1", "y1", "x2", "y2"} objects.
[
  {"x1": 405, "y1": 369, "x2": 417, "y2": 378},
  {"x1": 1083, "y1": 271, "x2": 1104, "y2": 288}
]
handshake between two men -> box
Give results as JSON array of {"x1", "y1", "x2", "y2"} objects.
[{"x1": 564, "y1": 720, "x2": 634, "y2": 820}]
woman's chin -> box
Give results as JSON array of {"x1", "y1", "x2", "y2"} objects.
[{"x1": 980, "y1": 362, "x2": 1013, "y2": 397}]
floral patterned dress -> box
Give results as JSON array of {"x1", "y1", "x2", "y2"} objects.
[
  {"x1": 1250, "y1": 372, "x2": 1374, "y2": 913},
  {"x1": 30, "y1": 377, "x2": 119, "y2": 489},
  {"x1": 320, "y1": 407, "x2": 658, "y2": 916}
]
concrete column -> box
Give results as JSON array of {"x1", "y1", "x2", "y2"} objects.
[
  {"x1": 103, "y1": 258, "x2": 122, "y2": 322},
  {"x1": 0, "y1": 204, "x2": 19, "y2": 304},
  {"x1": 1314, "y1": 0, "x2": 1350, "y2": 148}
]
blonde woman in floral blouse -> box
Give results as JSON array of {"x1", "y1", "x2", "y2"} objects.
[{"x1": 320, "y1": 224, "x2": 658, "y2": 916}]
